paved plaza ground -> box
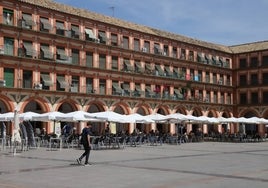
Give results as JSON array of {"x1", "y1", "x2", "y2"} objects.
[{"x1": 1, "y1": 142, "x2": 268, "y2": 188}]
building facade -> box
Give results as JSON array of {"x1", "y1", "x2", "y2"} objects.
[{"x1": 0, "y1": 0, "x2": 267, "y2": 137}]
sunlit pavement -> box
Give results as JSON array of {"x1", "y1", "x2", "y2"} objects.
[{"x1": 1, "y1": 142, "x2": 268, "y2": 188}]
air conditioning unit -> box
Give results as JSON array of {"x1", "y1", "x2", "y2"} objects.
[
  {"x1": 0, "y1": 80, "x2": 6, "y2": 87},
  {"x1": 34, "y1": 83, "x2": 42, "y2": 89},
  {"x1": 141, "y1": 47, "x2": 147, "y2": 52}
]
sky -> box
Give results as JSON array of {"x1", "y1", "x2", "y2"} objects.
[{"x1": 55, "y1": 0, "x2": 268, "y2": 46}]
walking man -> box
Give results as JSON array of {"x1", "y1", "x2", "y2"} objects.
[{"x1": 77, "y1": 123, "x2": 92, "y2": 166}]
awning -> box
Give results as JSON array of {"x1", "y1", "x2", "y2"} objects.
[
  {"x1": 135, "y1": 85, "x2": 142, "y2": 93},
  {"x1": 40, "y1": 18, "x2": 51, "y2": 30},
  {"x1": 41, "y1": 74, "x2": 53, "y2": 86},
  {"x1": 205, "y1": 55, "x2": 213, "y2": 64},
  {"x1": 124, "y1": 60, "x2": 134, "y2": 71},
  {"x1": 135, "y1": 62, "x2": 144, "y2": 72},
  {"x1": 112, "y1": 83, "x2": 122, "y2": 94},
  {"x1": 57, "y1": 48, "x2": 68, "y2": 60},
  {"x1": 197, "y1": 53, "x2": 206, "y2": 63},
  {"x1": 145, "y1": 64, "x2": 152, "y2": 71},
  {"x1": 85, "y1": 29, "x2": 98, "y2": 40},
  {"x1": 23, "y1": 14, "x2": 34, "y2": 26},
  {"x1": 98, "y1": 32, "x2": 107, "y2": 43},
  {"x1": 56, "y1": 22, "x2": 65, "y2": 30},
  {"x1": 41, "y1": 46, "x2": 53, "y2": 59},
  {"x1": 72, "y1": 26, "x2": 79, "y2": 33},
  {"x1": 155, "y1": 65, "x2": 164, "y2": 76},
  {"x1": 23, "y1": 42, "x2": 33, "y2": 56},
  {"x1": 122, "y1": 83, "x2": 130, "y2": 90},
  {"x1": 174, "y1": 89, "x2": 181, "y2": 95},
  {"x1": 57, "y1": 77, "x2": 68, "y2": 88},
  {"x1": 164, "y1": 67, "x2": 172, "y2": 76}
]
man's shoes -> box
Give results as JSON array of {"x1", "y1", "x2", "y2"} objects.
[
  {"x1": 84, "y1": 163, "x2": 92, "y2": 166},
  {"x1": 76, "y1": 158, "x2": 81, "y2": 165}
]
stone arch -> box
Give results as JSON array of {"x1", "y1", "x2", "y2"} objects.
[
  {"x1": 134, "y1": 103, "x2": 151, "y2": 115},
  {"x1": 113, "y1": 101, "x2": 131, "y2": 114},
  {"x1": 87, "y1": 100, "x2": 106, "y2": 112},
  {"x1": 57, "y1": 99, "x2": 78, "y2": 112},
  {"x1": 189, "y1": 107, "x2": 203, "y2": 136},
  {"x1": 0, "y1": 95, "x2": 15, "y2": 135},
  {"x1": 240, "y1": 110, "x2": 259, "y2": 136},
  {"x1": 174, "y1": 106, "x2": 187, "y2": 115},
  {"x1": 154, "y1": 106, "x2": 169, "y2": 134},
  {"x1": 0, "y1": 94, "x2": 14, "y2": 112}
]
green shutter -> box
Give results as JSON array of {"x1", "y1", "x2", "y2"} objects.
[{"x1": 4, "y1": 68, "x2": 14, "y2": 87}]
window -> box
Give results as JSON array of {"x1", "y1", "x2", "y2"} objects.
[
  {"x1": 86, "y1": 77, "x2": 94, "y2": 93},
  {"x1": 143, "y1": 41, "x2": 150, "y2": 53},
  {"x1": 239, "y1": 58, "x2": 247, "y2": 68},
  {"x1": 220, "y1": 93, "x2": 224, "y2": 104},
  {"x1": 122, "y1": 58, "x2": 133, "y2": 72},
  {"x1": 99, "y1": 54, "x2": 106, "y2": 69},
  {"x1": 239, "y1": 75, "x2": 247, "y2": 86},
  {"x1": 263, "y1": 73, "x2": 268, "y2": 85},
  {"x1": 22, "y1": 41, "x2": 34, "y2": 58},
  {"x1": 123, "y1": 36, "x2": 129, "y2": 49},
  {"x1": 71, "y1": 49, "x2": 80, "y2": 65},
  {"x1": 122, "y1": 82, "x2": 131, "y2": 96},
  {"x1": 250, "y1": 74, "x2": 258, "y2": 85},
  {"x1": 85, "y1": 28, "x2": 99, "y2": 42},
  {"x1": 212, "y1": 73, "x2": 217, "y2": 84},
  {"x1": 4, "y1": 68, "x2": 14, "y2": 88},
  {"x1": 99, "y1": 79, "x2": 106, "y2": 95},
  {"x1": 172, "y1": 47, "x2": 177, "y2": 58},
  {"x1": 213, "y1": 93, "x2": 217, "y2": 103},
  {"x1": 251, "y1": 92, "x2": 258, "y2": 104},
  {"x1": 4, "y1": 37, "x2": 14, "y2": 56},
  {"x1": 227, "y1": 93, "x2": 231, "y2": 104},
  {"x1": 180, "y1": 49, "x2": 186, "y2": 60},
  {"x1": 154, "y1": 43, "x2": 160, "y2": 54},
  {"x1": 112, "y1": 56, "x2": 118, "y2": 70},
  {"x1": 190, "y1": 69, "x2": 194, "y2": 80},
  {"x1": 98, "y1": 31, "x2": 107, "y2": 44},
  {"x1": 205, "y1": 54, "x2": 213, "y2": 64},
  {"x1": 163, "y1": 45, "x2": 168, "y2": 56},
  {"x1": 155, "y1": 64, "x2": 164, "y2": 76},
  {"x1": 189, "y1": 51, "x2": 194, "y2": 61},
  {"x1": 250, "y1": 57, "x2": 258, "y2": 68},
  {"x1": 197, "y1": 53, "x2": 206, "y2": 63},
  {"x1": 3, "y1": 9, "x2": 14, "y2": 25},
  {"x1": 134, "y1": 38, "x2": 140, "y2": 51},
  {"x1": 40, "y1": 72, "x2": 53, "y2": 90},
  {"x1": 86, "y1": 52, "x2": 93, "y2": 67},
  {"x1": 56, "y1": 21, "x2": 65, "y2": 35},
  {"x1": 56, "y1": 47, "x2": 69, "y2": 63},
  {"x1": 205, "y1": 72, "x2": 210, "y2": 83},
  {"x1": 111, "y1": 34, "x2": 118, "y2": 46},
  {"x1": 23, "y1": 70, "x2": 32, "y2": 89},
  {"x1": 263, "y1": 91, "x2": 268, "y2": 104},
  {"x1": 40, "y1": 44, "x2": 53, "y2": 60},
  {"x1": 70, "y1": 76, "x2": 79, "y2": 92},
  {"x1": 56, "y1": 75, "x2": 68, "y2": 91},
  {"x1": 135, "y1": 60, "x2": 144, "y2": 73},
  {"x1": 217, "y1": 74, "x2": 223, "y2": 85},
  {"x1": 239, "y1": 93, "x2": 247, "y2": 104},
  {"x1": 40, "y1": 17, "x2": 51, "y2": 32},
  {"x1": 196, "y1": 71, "x2": 202, "y2": 82},
  {"x1": 262, "y1": 55, "x2": 268, "y2": 67},
  {"x1": 71, "y1": 24, "x2": 80, "y2": 39},
  {"x1": 20, "y1": 13, "x2": 33, "y2": 29}
]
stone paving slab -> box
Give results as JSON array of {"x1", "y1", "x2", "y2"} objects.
[{"x1": 1, "y1": 142, "x2": 268, "y2": 188}]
